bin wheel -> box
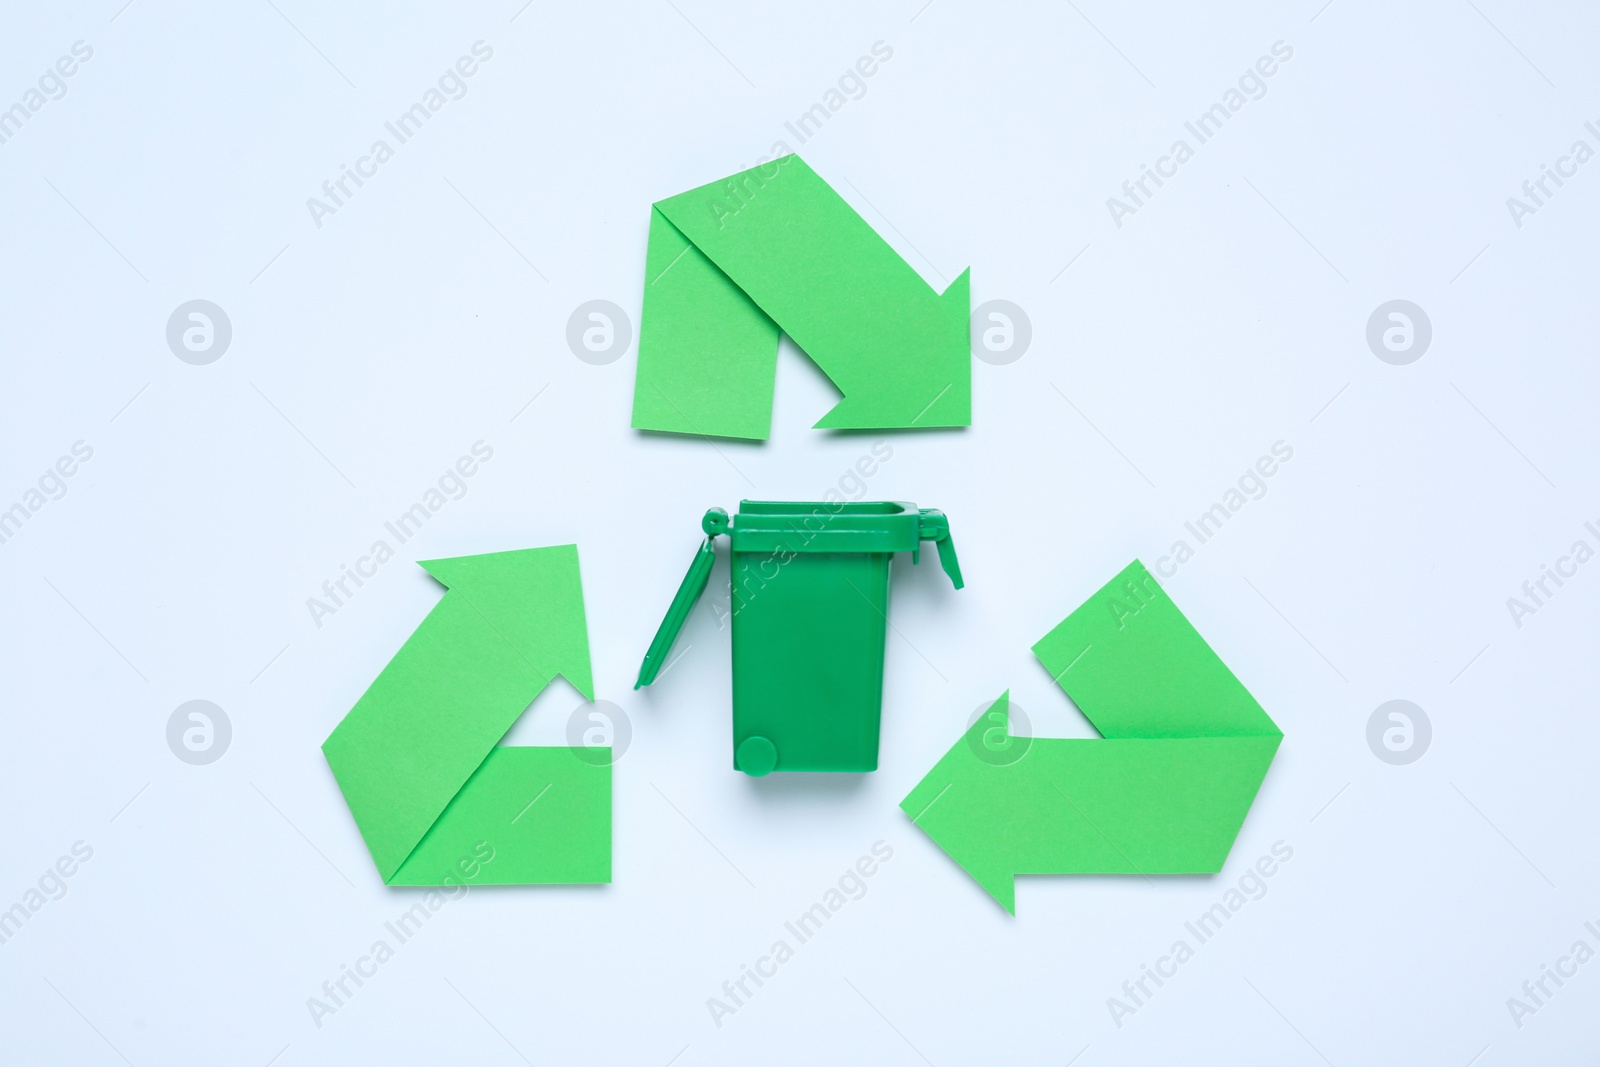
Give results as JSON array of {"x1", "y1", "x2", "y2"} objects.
[{"x1": 736, "y1": 736, "x2": 778, "y2": 777}]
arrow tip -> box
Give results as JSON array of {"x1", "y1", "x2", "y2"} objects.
[
  {"x1": 990, "y1": 875, "x2": 1018, "y2": 916},
  {"x1": 417, "y1": 545, "x2": 595, "y2": 701},
  {"x1": 902, "y1": 691, "x2": 1022, "y2": 915},
  {"x1": 811, "y1": 267, "x2": 972, "y2": 432}
]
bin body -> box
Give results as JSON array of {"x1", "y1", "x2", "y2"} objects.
[{"x1": 730, "y1": 546, "x2": 892, "y2": 772}]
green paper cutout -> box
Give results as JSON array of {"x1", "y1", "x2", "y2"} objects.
[
  {"x1": 632, "y1": 155, "x2": 971, "y2": 440},
  {"x1": 901, "y1": 560, "x2": 1281, "y2": 914},
  {"x1": 322, "y1": 545, "x2": 610, "y2": 886}
]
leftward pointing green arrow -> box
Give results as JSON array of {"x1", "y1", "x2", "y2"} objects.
[
  {"x1": 902, "y1": 561, "x2": 1281, "y2": 914},
  {"x1": 322, "y1": 545, "x2": 610, "y2": 886},
  {"x1": 632, "y1": 155, "x2": 970, "y2": 440}
]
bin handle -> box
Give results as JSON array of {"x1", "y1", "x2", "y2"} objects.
[
  {"x1": 634, "y1": 508, "x2": 728, "y2": 689},
  {"x1": 916, "y1": 509, "x2": 964, "y2": 590}
]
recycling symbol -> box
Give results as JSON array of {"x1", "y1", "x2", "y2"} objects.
[{"x1": 325, "y1": 158, "x2": 1279, "y2": 912}]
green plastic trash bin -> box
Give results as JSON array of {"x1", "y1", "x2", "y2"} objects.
[{"x1": 636, "y1": 500, "x2": 963, "y2": 776}]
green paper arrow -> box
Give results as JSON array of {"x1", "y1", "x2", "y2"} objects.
[
  {"x1": 631, "y1": 155, "x2": 971, "y2": 440},
  {"x1": 902, "y1": 561, "x2": 1281, "y2": 914},
  {"x1": 322, "y1": 545, "x2": 610, "y2": 886}
]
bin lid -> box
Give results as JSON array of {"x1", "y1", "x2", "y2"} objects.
[
  {"x1": 635, "y1": 502, "x2": 962, "y2": 689},
  {"x1": 634, "y1": 509, "x2": 725, "y2": 689}
]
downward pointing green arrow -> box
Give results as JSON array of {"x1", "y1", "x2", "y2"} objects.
[
  {"x1": 632, "y1": 155, "x2": 970, "y2": 440},
  {"x1": 322, "y1": 545, "x2": 610, "y2": 886},
  {"x1": 902, "y1": 561, "x2": 1281, "y2": 914}
]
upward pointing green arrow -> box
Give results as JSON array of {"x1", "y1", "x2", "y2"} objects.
[
  {"x1": 902, "y1": 561, "x2": 1282, "y2": 914},
  {"x1": 322, "y1": 545, "x2": 610, "y2": 886},
  {"x1": 632, "y1": 155, "x2": 970, "y2": 440}
]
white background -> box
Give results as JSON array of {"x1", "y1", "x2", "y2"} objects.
[{"x1": 2, "y1": 1, "x2": 1597, "y2": 1064}]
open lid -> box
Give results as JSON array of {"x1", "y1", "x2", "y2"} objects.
[
  {"x1": 634, "y1": 502, "x2": 962, "y2": 689},
  {"x1": 634, "y1": 508, "x2": 728, "y2": 689}
]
